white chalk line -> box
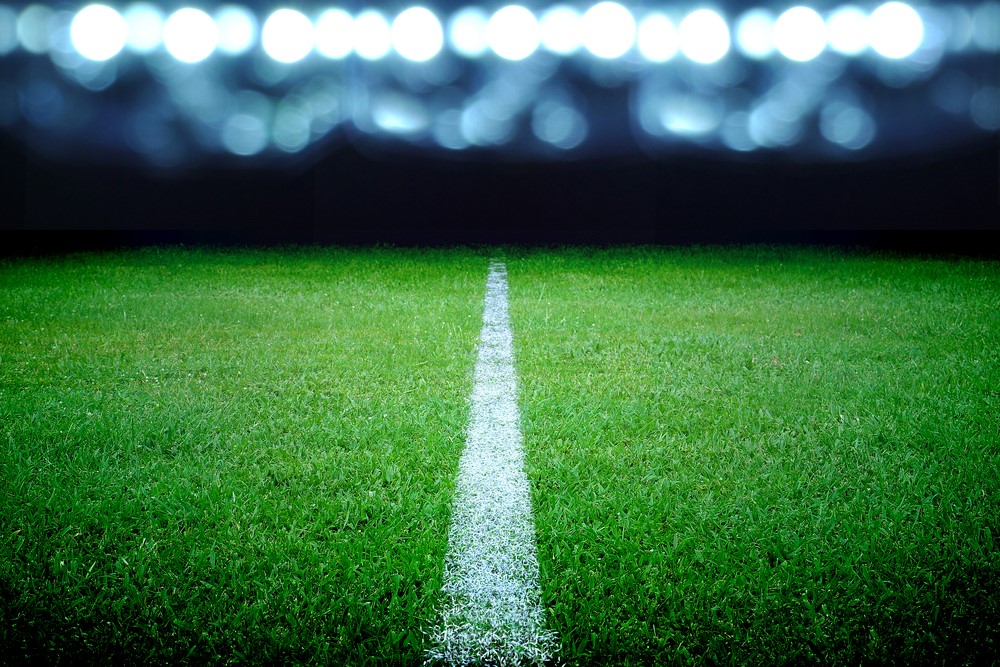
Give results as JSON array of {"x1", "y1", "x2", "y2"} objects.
[{"x1": 426, "y1": 262, "x2": 558, "y2": 666}]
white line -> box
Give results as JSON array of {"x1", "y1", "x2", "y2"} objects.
[{"x1": 427, "y1": 262, "x2": 558, "y2": 666}]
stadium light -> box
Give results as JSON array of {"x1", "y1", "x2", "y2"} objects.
[
  {"x1": 539, "y1": 6, "x2": 582, "y2": 56},
  {"x1": 261, "y1": 9, "x2": 313, "y2": 64},
  {"x1": 123, "y1": 3, "x2": 164, "y2": 54},
  {"x1": 581, "y1": 2, "x2": 636, "y2": 59},
  {"x1": 71, "y1": 4, "x2": 128, "y2": 62},
  {"x1": 162, "y1": 7, "x2": 217, "y2": 63},
  {"x1": 392, "y1": 7, "x2": 444, "y2": 62},
  {"x1": 487, "y1": 6, "x2": 540, "y2": 61},
  {"x1": 0, "y1": 2, "x2": 995, "y2": 163},
  {"x1": 214, "y1": 5, "x2": 256, "y2": 56},
  {"x1": 869, "y1": 2, "x2": 924, "y2": 59},
  {"x1": 354, "y1": 10, "x2": 391, "y2": 61},
  {"x1": 315, "y1": 8, "x2": 353, "y2": 59},
  {"x1": 637, "y1": 13, "x2": 678, "y2": 62},
  {"x1": 678, "y1": 9, "x2": 730, "y2": 64},
  {"x1": 773, "y1": 6, "x2": 827, "y2": 62}
]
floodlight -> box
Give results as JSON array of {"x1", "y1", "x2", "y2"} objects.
[
  {"x1": 163, "y1": 7, "x2": 217, "y2": 63},
  {"x1": 71, "y1": 5, "x2": 127, "y2": 62},
  {"x1": 678, "y1": 9, "x2": 730, "y2": 64}
]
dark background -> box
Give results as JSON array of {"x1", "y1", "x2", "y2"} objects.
[{"x1": 1, "y1": 130, "x2": 997, "y2": 255}]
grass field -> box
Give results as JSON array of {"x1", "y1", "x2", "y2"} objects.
[{"x1": 1, "y1": 246, "x2": 998, "y2": 665}]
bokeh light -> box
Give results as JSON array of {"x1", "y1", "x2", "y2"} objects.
[
  {"x1": 539, "y1": 5, "x2": 582, "y2": 56},
  {"x1": 826, "y1": 5, "x2": 868, "y2": 56},
  {"x1": 0, "y1": 1, "x2": 994, "y2": 164},
  {"x1": 581, "y1": 2, "x2": 635, "y2": 60},
  {"x1": 392, "y1": 7, "x2": 443, "y2": 62},
  {"x1": 773, "y1": 6, "x2": 826, "y2": 62},
  {"x1": 820, "y1": 102, "x2": 875, "y2": 149},
  {"x1": 637, "y1": 13, "x2": 678, "y2": 63},
  {"x1": 315, "y1": 8, "x2": 353, "y2": 59},
  {"x1": 214, "y1": 5, "x2": 256, "y2": 56},
  {"x1": 532, "y1": 101, "x2": 587, "y2": 149},
  {"x1": 448, "y1": 7, "x2": 490, "y2": 58},
  {"x1": 163, "y1": 7, "x2": 217, "y2": 63},
  {"x1": 487, "y1": 6, "x2": 540, "y2": 61},
  {"x1": 222, "y1": 112, "x2": 268, "y2": 155},
  {"x1": 679, "y1": 9, "x2": 730, "y2": 64},
  {"x1": 261, "y1": 9, "x2": 313, "y2": 64},
  {"x1": 354, "y1": 10, "x2": 391, "y2": 61},
  {"x1": 735, "y1": 9, "x2": 776, "y2": 60},
  {"x1": 123, "y1": 3, "x2": 164, "y2": 54},
  {"x1": 0, "y1": 6, "x2": 16, "y2": 56},
  {"x1": 71, "y1": 4, "x2": 127, "y2": 62},
  {"x1": 17, "y1": 5, "x2": 53, "y2": 55},
  {"x1": 970, "y1": 86, "x2": 1000, "y2": 130},
  {"x1": 868, "y1": 2, "x2": 924, "y2": 59},
  {"x1": 972, "y1": 2, "x2": 1000, "y2": 51}
]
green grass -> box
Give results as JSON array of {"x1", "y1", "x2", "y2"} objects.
[
  {"x1": 0, "y1": 247, "x2": 486, "y2": 664},
  {"x1": 1, "y1": 246, "x2": 998, "y2": 665},
  {"x1": 509, "y1": 247, "x2": 1000, "y2": 665}
]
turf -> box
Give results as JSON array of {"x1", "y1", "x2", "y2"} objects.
[
  {"x1": 0, "y1": 247, "x2": 485, "y2": 664},
  {"x1": 1, "y1": 246, "x2": 998, "y2": 665},
  {"x1": 508, "y1": 247, "x2": 1000, "y2": 665}
]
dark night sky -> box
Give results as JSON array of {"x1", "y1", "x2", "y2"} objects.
[{"x1": 1, "y1": 127, "x2": 998, "y2": 252}]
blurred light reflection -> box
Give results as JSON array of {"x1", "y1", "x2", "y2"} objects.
[{"x1": 0, "y1": 2, "x2": 993, "y2": 165}]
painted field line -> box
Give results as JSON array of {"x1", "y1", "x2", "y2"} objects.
[{"x1": 427, "y1": 262, "x2": 558, "y2": 666}]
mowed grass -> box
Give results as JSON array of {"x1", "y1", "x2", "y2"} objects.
[
  {"x1": 3, "y1": 246, "x2": 998, "y2": 666},
  {"x1": 0, "y1": 248, "x2": 485, "y2": 664},
  {"x1": 509, "y1": 247, "x2": 1000, "y2": 665}
]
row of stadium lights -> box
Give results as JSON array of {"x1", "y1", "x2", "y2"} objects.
[{"x1": 3, "y1": 2, "x2": 981, "y2": 67}]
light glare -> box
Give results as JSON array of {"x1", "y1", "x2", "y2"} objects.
[
  {"x1": 71, "y1": 4, "x2": 127, "y2": 61},
  {"x1": 487, "y1": 6, "x2": 539, "y2": 61},
  {"x1": 773, "y1": 6, "x2": 826, "y2": 62},
  {"x1": 392, "y1": 7, "x2": 443, "y2": 62},
  {"x1": 163, "y1": 7, "x2": 217, "y2": 63},
  {"x1": 354, "y1": 10, "x2": 391, "y2": 61},
  {"x1": 448, "y1": 7, "x2": 490, "y2": 58},
  {"x1": 678, "y1": 9, "x2": 730, "y2": 64},
  {"x1": 581, "y1": 2, "x2": 636, "y2": 59},
  {"x1": 868, "y1": 2, "x2": 923, "y2": 59},
  {"x1": 826, "y1": 6, "x2": 868, "y2": 55},
  {"x1": 539, "y1": 6, "x2": 581, "y2": 55},
  {"x1": 123, "y1": 3, "x2": 164, "y2": 54},
  {"x1": 315, "y1": 8, "x2": 353, "y2": 59},
  {"x1": 735, "y1": 9, "x2": 775, "y2": 59},
  {"x1": 261, "y1": 9, "x2": 313, "y2": 63},
  {"x1": 214, "y1": 5, "x2": 256, "y2": 56},
  {"x1": 637, "y1": 13, "x2": 678, "y2": 62}
]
